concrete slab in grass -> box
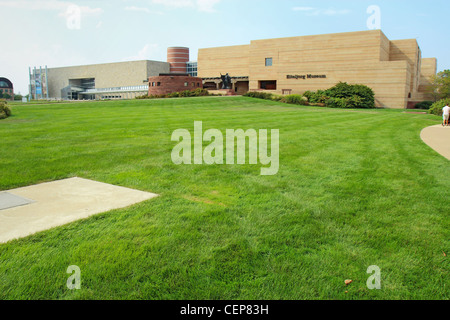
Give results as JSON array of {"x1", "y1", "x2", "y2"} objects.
[
  {"x1": 0, "y1": 177, "x2": 159, "y2": 244},
  {"x1": 420, "y1": 125, "x2": 450, "y2": 160}
]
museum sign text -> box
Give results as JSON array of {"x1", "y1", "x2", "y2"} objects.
[{"x1": 287, "y1": 74, "x2": 327, "y2": 80}]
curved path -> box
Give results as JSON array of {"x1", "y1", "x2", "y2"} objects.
[{"x1": 420, "y1": 125, "x2": 450, "y2": 160}]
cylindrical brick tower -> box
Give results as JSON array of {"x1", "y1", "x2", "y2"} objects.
[{"x1": 167, "y1": 47, "x2": 189, "y2": 74}]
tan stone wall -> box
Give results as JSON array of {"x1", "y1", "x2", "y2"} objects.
[
  {"x1": 413, "y1": 57, "x2": 437, "y2": 101},
  {"x1": 198, "y1": 45, "x2": 250, "y2": 78},
  {"x1": 197, "y1": 30, "x2": 437, "y2": 109},
  {"x1": 47, "y1": 60, "x2": 170, "y2": 98},
  {"x1": 389, "y1": 39, "x2": 421, "y2": 95}
]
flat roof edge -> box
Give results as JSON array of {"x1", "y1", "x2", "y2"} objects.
[{"x1": 47, "y1": 60, "x2": 169, "y2": 70}]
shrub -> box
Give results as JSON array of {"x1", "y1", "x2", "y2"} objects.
[
  {"x1": 302, "y1": 91, "x2": 314, "y2": 102},
  {"x1": 414, "y1": 101, "x2": 434, "y2": 110},
  {"x1": 303, "y1": 90, "x2": 325, "y2": 103},
  {"x1": 244, "y1": 91, "x2": 273, "y2": 100},
  {"x1": 192, "y1": 88, "x2": 210, "y2": 96},
  {"x1": 325, "y1": 97, "x2": 347, "y2": 108},
  {"x1": 323, "y1": 82, "x2": 375, "y2": 108},
  {"x1": 271, "y1": 95, "x2": 283, "y2": 102},
  {"x1": 324, "y1": 82, "x2": 354, "y2": 99},
  {"x1": 428, "y1": 98, "x2": 450, "y2": 116},
  {"x1": 168, "y1": 92, "x2": 181, "y2": 98},
  {"x1": 136, "y1": 88, "x2": 212, "y2": 100},
  {"x1": 303, "y1": 90, "x2": 329, "y2": 104},
  {"x1": 281, "y1": 94, "x2": 309, "y2": 105},
  {"x1": 244, "y1": 82, "x2": 375, "y2": 109},
  {"x1": 345, "y1": 95, "x2": 364, "y2": 109},
  {"x1": 0, "y1": 100, "x2": 12, "y2": 119}
]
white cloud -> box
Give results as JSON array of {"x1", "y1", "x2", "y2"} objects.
[
  {"x1": 152, "y1": 0, "x2": 194, "y2": 9},
  {"x1": 151, "y1": 0, "x2": 220, "y2": 12},
  {"x1": 293, "y1": 6, "x2": 350, "y2": 16},
  {"x1": 123, "y1": 44, "x2": 161, "y2": 61},
  {"x1": 321, "y1": 9, "x2": 351, "y2": 16},
  {"x1": 293, "y1": 7, "x2": 315, "y2": 12},
  {"x1": 196, "y1": 0, "x2": 220, "y2": 12},
  {"x1": 125, "y1": 6, "x2": 164, "y2": 15},
  {"x1": 0, "y1": 0, "x2": 103, "y2": 16},
  {"x1": 0, "y1": 0, "x2": 65, "y2": 10}
]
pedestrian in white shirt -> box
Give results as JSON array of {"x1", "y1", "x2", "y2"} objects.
[{"x1": 443, "y1": 104, "x2": 450, "y2": 126}]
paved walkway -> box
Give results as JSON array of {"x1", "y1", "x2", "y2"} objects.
[
  {"x1": 0, "y1": 177, "x2": 158, "y2": 244},
  {"x1": 420, "y1": 125, "x2": 450, "y2": 160}
]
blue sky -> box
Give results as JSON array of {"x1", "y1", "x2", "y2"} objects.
[{"x1": 1, "y1": 0, "x2": 449, "y2": 94}]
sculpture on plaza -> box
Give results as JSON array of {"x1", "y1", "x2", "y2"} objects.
[{"x1": 220, "y1": 73, "x2": 232, "y2": 90}]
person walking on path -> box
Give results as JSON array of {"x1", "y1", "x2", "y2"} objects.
[{"x1": 443, "y1": 104, "x2": 450, "y2": 126}]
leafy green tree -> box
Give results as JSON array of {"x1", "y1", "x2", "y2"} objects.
[{"x1": 430, "y1": 69, "x2": 450, "y2": 101}]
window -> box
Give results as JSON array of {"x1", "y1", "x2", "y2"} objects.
[
  {"x1": 0, "y1": 81, "x2": 10, "y2": 88},
  {"x1": 265, "y1": 58, "x2": 273, "y2": 67},
  {"x1": 184, "y1": 82, "x2": 188, "y2": 87},
  {"x1": 157, "y1": 82, "x2": 161, "y2": 86},
  {"x1": 259, "y1": 80, "x2": 277, "y2": 90},
  {"x1": 186, "y1": 62, "x2": 198, "y2": 77}
]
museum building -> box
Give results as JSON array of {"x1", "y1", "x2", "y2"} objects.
[
  {"x1": 0, "y1": 77, "x2": 14, "y2": 100},
  {"x1": 29, "y1": 30, "x2": 437, "y2": 108},
  {"x1": 198, "y1": 30, "x2": 437, "y2": 109},
  {"x1": 30, "y1": 47, "x2": 199, "y2": 100}
]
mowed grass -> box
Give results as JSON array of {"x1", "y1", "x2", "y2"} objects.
[{"x1": 0, "y1": 97, "x2": 448, "y2": 300}]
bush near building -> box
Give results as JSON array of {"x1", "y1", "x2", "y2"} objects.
[
  {"x1": 245, "y1": 82, "x2": 375, "y2": 109},
  {"x1": 305, "y1": 82, "x2": 375, "y2": 109},
  {"x1": 281, "y1": 94, "x2": 309, "y2": 105},
  {"x1": 244, "y1": 92, "x2": 309, "y2": 106},
  {"x1": 413, "y1": 101, "x2": 434, "y2": 110},
  {"x1": 0, "y1": 100, "x2": 12, "y2": 120},
  {"x1": 137, "y1": 88, "x2": 214, "y2": 100},
  {"x1": 243, "y1": 91, "x2": 274, "y2": 100},
  {"x1": 428, "y1": 98, "x2": 450, "y2": 116}
]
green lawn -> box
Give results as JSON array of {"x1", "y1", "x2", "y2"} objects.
[{"x1": 0, "y1": 97, "x2": 448, "y2": 300}]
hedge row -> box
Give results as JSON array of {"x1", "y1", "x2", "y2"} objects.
[
  {"x1": 414, "y1": 101, "x2": 434, "y2": 110},
  {"x1": 244, "y1": 82, "x2": 376, "y2": 109},
  {"x1": 136, "y1": 88, "x2": 216, "y2": 100},
  {"x1": 0, "y1": 100, "x2": 11, "y2": 120}
]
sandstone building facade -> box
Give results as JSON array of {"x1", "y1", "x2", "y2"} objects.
[{"x1": 198, "y1": 30, "x2": 437, "y2": 109}]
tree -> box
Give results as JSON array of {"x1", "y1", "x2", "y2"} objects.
[{"x1": 430, "y1": 69, "x2": 450, "y2": 101}]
